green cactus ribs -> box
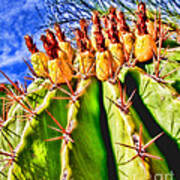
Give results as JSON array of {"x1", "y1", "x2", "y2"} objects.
[{"x1": 126, "y1": 72, "x2": 179, "y2": 177}]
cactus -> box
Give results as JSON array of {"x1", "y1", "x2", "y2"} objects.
[{"x1": 0, "y1": 2, "x2": 179, "y2": 180}]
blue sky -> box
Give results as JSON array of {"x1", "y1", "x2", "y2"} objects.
[{"x1": 0, "y1": 0, "x2": 45, "y2": 84}]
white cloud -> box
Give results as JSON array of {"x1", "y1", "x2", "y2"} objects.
[
  {"x1": 0, "y1": 0, "x2": 45, "y2": 84},
  {"x1": 0, "y1": 38, "x2": 30, "y2": 68}
]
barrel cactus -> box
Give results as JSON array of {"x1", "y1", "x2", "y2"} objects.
[{"x1": 0, "y1": 2, "x2": 179, "y2": 180}]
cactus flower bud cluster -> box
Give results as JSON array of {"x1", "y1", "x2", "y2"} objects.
[{"x1": 24, "y1": 2, "x2": 158, "y2": 83}]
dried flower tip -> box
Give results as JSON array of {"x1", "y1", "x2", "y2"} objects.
[
  {"x1": 45, "y1": 29, "x2": 58, "y2": 47},
  {"x1": 138, "y1": 2, "x2": 146, "y2": 13},
  {"x1": 54, "y1": 23, "x2": 66, "y2": 42},
  {"x1": 24, "y1": 35, "x2": 39, "y2": 54},
  {"x1": 92, "y1": 11, "x2": 101, "y2": 25}
]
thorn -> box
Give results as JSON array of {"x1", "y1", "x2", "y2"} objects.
[
  {"x1": 45, "y1": 136, "x2": 64, "y2": 142},
  {"x1": 0, "y1": 70, "x2": 24, "y2": 95},
  {"x1": 23, "y1": 59, "x2": 38, "y2": 78},
  {"x1": 45, "y1": 109, "x2": 65, "y2": 133},
  {"x1": 116, "y1": 125, "x2": 164, "y2": 168}
]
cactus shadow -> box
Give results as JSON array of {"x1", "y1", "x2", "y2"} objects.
[{"x1": 98, "y1": 81, "x2": 118, "y2": 180}]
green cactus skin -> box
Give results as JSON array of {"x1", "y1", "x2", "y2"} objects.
[
  {"x1": 128, "y1": 69, "x2": 180, "y2": 149},
  {"x1": 103, "y1": 81, "x2": 171, "y2": 180},
  {"x1": 0, "y1": 78, "x2": 109, "y2": 180},
  {"x1": 166, "y1": 50, "x2": 180, "y2": 62},
  {"x1": 145, "y1": 60, "x2": 180, "y2": 92},
  {"x1": 60, "y1": 78, "x2": 109, "y2": 180},
  {"x1": 0, "y1": 101, "x2": 29, "y2": 179}
]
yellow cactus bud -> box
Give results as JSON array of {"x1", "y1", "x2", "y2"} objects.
[
  {"x1": 77, "y1": 51, "x2": 95, "y2": 74},
  {"x1": 102, "y1": 29, "x2": 110, "y2": 48},
  {"x1": 87, "y1": 39, "x2": 94, "y2": 51},
  {"x1": 48, "y1": 58, "x2": 72, "y2": 84},
  {"x1": 57, "y1": 50, "x2": 70, "y2": 64},
  {"x1": 31, "y1": 52, "x2": 49, "y2": 77},
  {"x1": 96, "y1": 50, "x2": 113, "y2": 81},
  {"x1": 134, "y1": 21, "x2": 156, "y2": 40},
  {"x1": 122, "y1": 32, "x2": 134, "y2": 55},
  {"x1": 58, "y1": 41, "x2": 74, "y2": 64},
  {"x1": 109, "y1": 43, "x2": 124, "y2": 70},
  {"x1": 118, "y1": 31, "x2": 123, "y2": 44},
  {"x1": 147, "y1": 20, "x2": 155, "y2": 39},
  {"x1": 91, "y1": 26, "x2": 98, "y2": 51},
  {"x1": 135, "y1": 34, "x2": 157, "y2": 62}
]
